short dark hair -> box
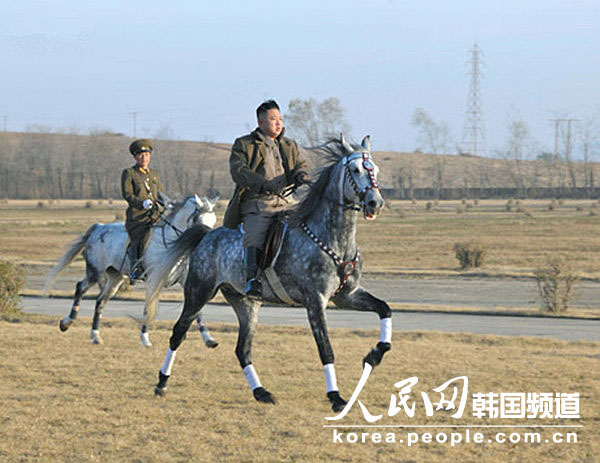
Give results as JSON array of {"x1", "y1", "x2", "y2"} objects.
[{"x1": 256, "y1": 100, "x2": 280, "y2": 120}]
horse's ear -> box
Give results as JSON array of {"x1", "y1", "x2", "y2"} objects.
[
  {"x1": 340, "y1": 133, "x2": 353, "y2": 153},
  {"x1": 361, "y1": 135, "x2": 371, "y2": 152}
]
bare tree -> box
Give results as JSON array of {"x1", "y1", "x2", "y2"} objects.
[
  {"x1": 499, "y1": 108, "x2": 534, "y2": 195},
  {"x1": 154, "y1": 123, "x2": 177, "y2": 140},
  {"x1": 411, "y1": 108, "x2": 453, "y2": 197},
  {"x1": 411, "y1": 107, "x2": 453, "y2": 154},
  {"x1": 285, "y1": 97, "x2": 351, "y2": 146},
  {"x1": 559, "y1": 118, "x2": 579, "y2": 188}
]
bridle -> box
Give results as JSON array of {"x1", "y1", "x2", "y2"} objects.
[
  {"x1": 300, "y1": 150, "x2": 380, "y2": 296},
  {"x1": 342, "y1": 150, "x2": 381, "y2": 210},
  {"x1": 155, "y1": 199, "x2": 207, "y2": 247}
]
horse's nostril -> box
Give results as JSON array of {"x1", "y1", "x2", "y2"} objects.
[{"x1": 368, "y1": 200, "x2": 377, "y2": 209}]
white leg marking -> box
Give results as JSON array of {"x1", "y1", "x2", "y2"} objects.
[
  {"x1": 90, "y1": 329, "x2": 103, "y2": 344},
  {"x1": 160, "y1": 348, "x2": 177, "y2": 376},
  {"x1": 200, "y1": 329, "x2": 214, "y2": 344},
  {"x1": 380, "y1": 317, "x2": 392, "y2": 344},
  {"x1": 243, "y1": 364, "x2": 262, "y2": 390},
  {"x1": 324, "y1": 363, "x2": 338, "y2": 393},
  {"x1": 140, "y1": 331, "x2": 152, "y2": 347}
]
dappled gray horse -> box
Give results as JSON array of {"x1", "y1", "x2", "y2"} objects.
[
  {"x1": 144, "y1": 136, "x2": 392, "y2": 412},
  {"x1": 44, "y1": 194, "x2": 219, "y2": 347}
]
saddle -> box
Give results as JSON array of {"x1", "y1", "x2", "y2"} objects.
[
  {"x1": 259, "y1": 216, "x2": 288, "y2": 270},
  {"x1": 256, "y1": 215, "x2": 297, "y2": 305}
]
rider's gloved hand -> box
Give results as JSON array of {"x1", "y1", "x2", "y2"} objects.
[
  {"x1": 142, "y1": 199, "x2": 154, "y2": 210},
  {"x1": 261, "y1": 179, "x2": 281, "y2": 195}
]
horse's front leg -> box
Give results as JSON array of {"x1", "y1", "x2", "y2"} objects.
[
  {"x1": 196, "y1": 316, "x2": 219, "y2": 348},
  {"x1": 333, "y1": 287, "x2": 392, "y2": 368},
  {"x1": 305, "y1": 297, "x2": 348, "y2": 413}
]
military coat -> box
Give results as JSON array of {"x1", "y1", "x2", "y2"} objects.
[
  {"x1": 121, "y1": 166, "x2": 164, "y2": 230},
  {"x1": 224, "y1": 128, "x2": 308, "y2": 229}
]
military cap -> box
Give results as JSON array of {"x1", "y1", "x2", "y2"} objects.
[{"x1": 129, "y1": 139, "x2": 154, "y2": 156}]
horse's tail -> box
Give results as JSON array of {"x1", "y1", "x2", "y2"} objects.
[
  {"x1": 144, "y1": 223, "x2": 212, "y2": 325},
  {"x1": 43, "y1": 223, "x2": 101, "y2": 294}
]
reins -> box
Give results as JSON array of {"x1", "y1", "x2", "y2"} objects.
[{"x1": 154, "y1": 200, "x2": 204, "y2": 247}]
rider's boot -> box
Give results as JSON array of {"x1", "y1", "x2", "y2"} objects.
[
  {"x1": 244, "y1": 247, "x2": 262, "y2": 299},
  {"x1": 128, "y1": 244, "x2": 144, "y2": 283}
]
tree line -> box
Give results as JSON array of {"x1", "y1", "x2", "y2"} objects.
[
  {"x1": 0, "y1": 132, "x2": 232, "y2": 200},
  {"x1": 1, "y1": 97, "x2": 598, "y2": 200}
]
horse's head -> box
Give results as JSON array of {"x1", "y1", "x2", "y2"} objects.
[
  {"x1": 172, "y1": 195, "x2": 218, "y2": 229},
  {"x1": 340, "y1": 134, "x2": 384, "y2": 220},
  {"x1": 192, "y1": 194, "x2": 217, "y2": 228}
]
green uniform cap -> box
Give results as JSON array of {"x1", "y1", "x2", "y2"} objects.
[{"x1": 129, "y1": 139, "x2": 154, "y2": 156}]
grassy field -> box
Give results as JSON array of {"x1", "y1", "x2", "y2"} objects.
[
  {"x1": 1, "y1": 199, "x2": 599, "y2": 277},
  {"x1": 1, "y1": 200, "x2": 598, "y2": 462},
  {"x1": 0, "y1": 315, "x2": 597, "y2": 463}
]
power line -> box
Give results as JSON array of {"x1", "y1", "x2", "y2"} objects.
[
  {"x1": 130, "y1": 111, "x2": 138, "y2": 137},
  {"x1": 460, "y1": 43, "x2": 487, "y2": 156}
]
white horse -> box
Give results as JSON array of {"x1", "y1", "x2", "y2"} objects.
[{"x1": 44, "y1": 194, "x2": 219, "y2": 347}]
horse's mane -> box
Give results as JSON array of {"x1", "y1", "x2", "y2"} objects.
[{"x1": 289, "y1": 137, "x2": 356, "y2": 226}]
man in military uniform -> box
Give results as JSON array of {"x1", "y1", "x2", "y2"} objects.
[
  {"x1": 121, "y1": 139, "x2": 165, "y2": 281},
  {"x1": 224, "y1": 100, "x2": 310, "y2": 298}
]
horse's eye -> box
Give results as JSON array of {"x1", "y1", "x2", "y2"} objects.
[{"x1": 351, "y1": 166, "x2": 360, "y2": 174}]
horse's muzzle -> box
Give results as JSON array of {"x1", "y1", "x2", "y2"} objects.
[{"x1": 363, "y1": 189, "x2": 384, "y2": 220}]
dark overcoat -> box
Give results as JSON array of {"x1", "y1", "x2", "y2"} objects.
[{"x1": 223, "y1": 128, "x2": 307, "y2": 229}]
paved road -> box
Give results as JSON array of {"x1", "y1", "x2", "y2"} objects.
[
  {"x1": 21, "y1": 297, "x2": 600, "y2": 342},
  {"x1": 29, "y1": 270, "x2": 600, "y2": 309}
]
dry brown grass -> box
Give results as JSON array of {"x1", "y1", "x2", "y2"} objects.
[
  {"x1": 1, "y1": 199, "x2": 599, "y2": 278},
  {"x1": 0, "y1": 316, "x2": 597, "y2": 463},
  {"x1": 359, "y1": 199, "x2": 600, "y2": 276}
]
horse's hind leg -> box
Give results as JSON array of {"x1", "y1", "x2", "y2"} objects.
[
  {"x1": 155, "y1": 275, "x2": 215, "y2": 396},
  {"x1": 221, "y1": 286, "x2": 274, "y2": 405},
  {"x1": 333, "y1": 288, "x2": 392, "y2": 368},
  {"x1": 59, "y1": 270, "x2": 97, "y2": 332},
  {"x1": 90, "y1": 270, "x2": 126, "y2": 344}
]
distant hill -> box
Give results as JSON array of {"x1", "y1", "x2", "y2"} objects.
[{"x1": 0, "y1": 132, "x2": 598, "y2": 199}]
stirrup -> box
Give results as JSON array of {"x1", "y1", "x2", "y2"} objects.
[
  {"x1": 129, "y1": 266, "x2": 145, "y2": 283},
  {"x1": 245, "y1": 278, "x2": 262, "y2": 298}
]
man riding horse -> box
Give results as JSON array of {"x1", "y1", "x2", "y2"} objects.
[
  {"x1": 121, "y1": 139, "x2": 167, "y2": 282},
  {"x1": 224, "y1": 100, "x2": 311, "y2": 298}
]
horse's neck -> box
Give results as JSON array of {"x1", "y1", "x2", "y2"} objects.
[
  {"x1": 305, "y1": 169, "x2": 358, "y2": 258},
  {"x1": 161, "y1": 205, "x2": 191, "y2": 237}
]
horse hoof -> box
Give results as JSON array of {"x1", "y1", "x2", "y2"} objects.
[
  {"x1": 205, "y1": 339, "x2": 219, "y2": 349},
  {"x1": 59, "y1": 317, "x2": 73, "y2": 332},
  {"x1": 327, "y1": 391, "x2": 348, "y2": 412},
  {"x1": 363, "y1": 341, "x2": 391, "y2": 367},
  {"x1": 253, "y1": 387, "x2": 276, "y2": 404},
  {"x1": 155, "y1": 371, "x2": 169, "y2": 396}
]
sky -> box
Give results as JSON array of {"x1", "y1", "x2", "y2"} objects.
[{"x1": 1, "y1": 0, "x2": 599, "y2": 156}]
